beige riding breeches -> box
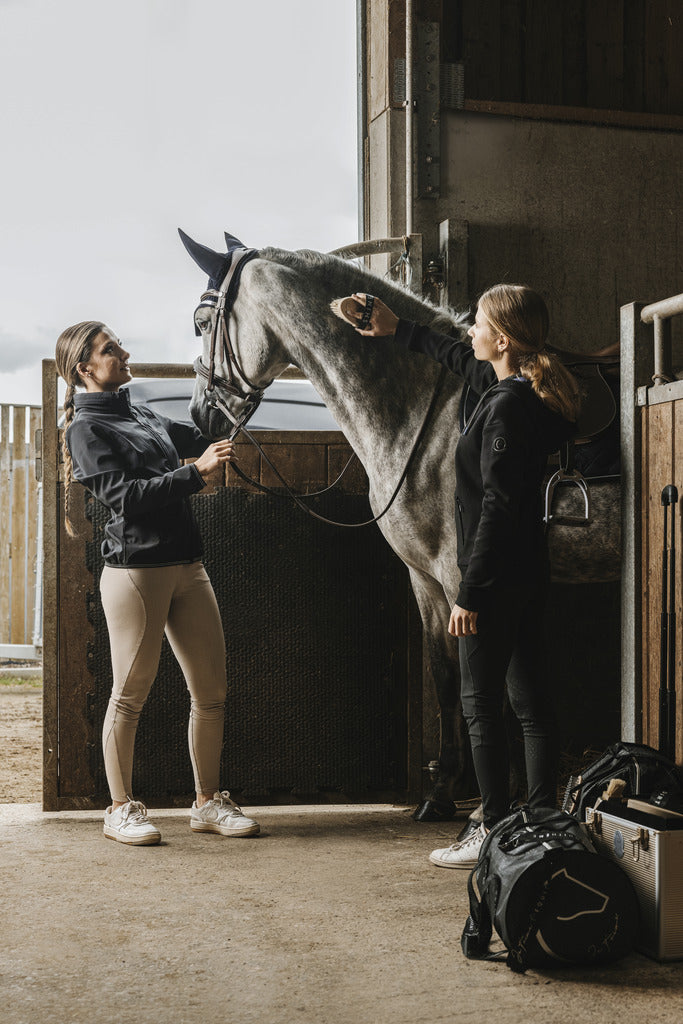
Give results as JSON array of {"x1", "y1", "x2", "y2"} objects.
[{"x1": 99, "y1": 562, "x2": 227, "y2": 803}]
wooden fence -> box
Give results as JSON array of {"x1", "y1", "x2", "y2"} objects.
[{"x1": 0, "y1": 404, "x2": 42, "y2": 657}]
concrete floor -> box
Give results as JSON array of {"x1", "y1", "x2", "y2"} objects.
[{"x1": 2, "y1": 802, "x2": 682, "y2": 1024}]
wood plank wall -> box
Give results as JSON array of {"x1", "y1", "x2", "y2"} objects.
[
  {"x1": 641, "y1": 400, "x2": 683, "y2": 762},
  {"x1": 0, "y1": 405, "x2": 41, "y2": 648},
  {"x1": 451, "y1": 0, "x2": 683, "y2": 116}
]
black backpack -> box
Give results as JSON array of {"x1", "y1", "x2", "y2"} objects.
[
  {"x1": 461, "y1": 805, "x2": 639, "y2": 973},
  {"x1": 562, "y1": 741, "x2": 683, "y2": 821}
]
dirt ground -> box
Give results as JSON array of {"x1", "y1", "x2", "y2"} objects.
[
  {"x1": 3, "y1": 801, "x2": 683, "y2": 1024},
  {"x1": 2, "y1": 679, "x2": 683, "y2": 1023},
  {"x1": 0, "y1": 681, "x2": 42, "y2": 802}
]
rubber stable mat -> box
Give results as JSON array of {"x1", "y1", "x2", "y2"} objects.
[{"x1": 85, "y1": 488, "x2": 412, "y2": 802}]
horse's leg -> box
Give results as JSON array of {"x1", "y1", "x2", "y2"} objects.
[{"x1": 407, "y1": 568, "x2": 479, "y2": 821}]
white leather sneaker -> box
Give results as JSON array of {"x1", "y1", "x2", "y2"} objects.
[
  {"x1": 429, "y1": 823, "x2": 487, "y2": 868},
  {"x1": 190, "y1": 791, "x2": 260, "y2": 837},
  {"x1": 103, "y1": 801, "x2": 161, "y2": 846}
]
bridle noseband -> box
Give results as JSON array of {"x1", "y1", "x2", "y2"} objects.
[{"x1": 193, "y1": 246, "x2": 272, "y2": 438}]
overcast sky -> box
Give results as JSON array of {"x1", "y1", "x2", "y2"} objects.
[{"x1": 0, "y1": 0, "x2": 358, "y2": 406}]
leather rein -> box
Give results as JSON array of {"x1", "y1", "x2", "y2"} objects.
[{"x1": 193, "y1": 250, "x2": 444, "y2": 528}]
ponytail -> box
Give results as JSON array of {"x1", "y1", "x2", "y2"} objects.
[{"x1": 518, "y1": 350, "x2": 580, "y2": 423}]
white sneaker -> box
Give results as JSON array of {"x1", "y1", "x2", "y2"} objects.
[
  {"x1": 103, "y1": 801, "x2": 161, "y2": 846},
  {"x1": 190, "y1": 791, "x2": 260, "y2": 837},
  {"x1": 429, "y1": 823, "x2": 487, "y2": 869}
]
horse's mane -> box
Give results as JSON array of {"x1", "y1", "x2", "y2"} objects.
[{"x1": 258, "y1": 246, "x2": 470, "y2": 337}]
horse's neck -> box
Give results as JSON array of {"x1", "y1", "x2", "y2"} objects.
[
  {"x1": 284, "y1": 327, "x2": 444, "y2": 483},
  {"x1": 246, "y1": 256, "x2": 463, "y2": 490}
]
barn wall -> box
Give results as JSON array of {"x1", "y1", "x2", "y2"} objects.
[
  {"x1": 436, "y1": 110, "x2": 682, "y2": 350},
  {"x1": 456, "y1": 0, "x2": 683, "y2": 116},
  {"x1": 364, "y1": 1, "x2": 683, "y2": 346},
  {"x1": 369, "y1": 106, "x2": 683, "y2": 351}
]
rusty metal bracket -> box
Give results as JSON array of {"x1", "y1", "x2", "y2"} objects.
[{"x1": 415, "y1": 21, "x2": 440, "y2": 199}]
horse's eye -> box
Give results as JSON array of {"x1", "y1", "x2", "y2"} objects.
[{"x1": 195, "y1": 318, "x2": 209, "y2": 333}]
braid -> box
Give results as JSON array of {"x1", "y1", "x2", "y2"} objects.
[
  {"x1": 55, "y1": 321, "x2": 106, "y2": 538},
  {"x1": 62, "y1": 384, "x2": 78, "y2": 537}
]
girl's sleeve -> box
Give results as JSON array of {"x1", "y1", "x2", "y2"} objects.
[
  {"x1": 67, "y1": 420, "x2": 205, "y2": 519},
  {"x1": 394, "y1": 320, "x2": 496, "y2": 394}
]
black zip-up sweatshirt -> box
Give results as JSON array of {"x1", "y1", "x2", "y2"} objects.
[
  {"x1": 394, "y1": 320, "x2": 574, "y2": 612},
  {"x1": 66, "y1": 390, "x2": 208, "y2": 567}
]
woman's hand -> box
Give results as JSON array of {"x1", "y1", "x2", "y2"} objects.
[
  {"x1": 351, "y1": 293, "x2": 400, "y2": 337},
  {"x1": 194, "y1": 440, "x2": 237, "y2": 480},
  {"x1": 448, "y1": 603, "x2": 478, "y2": 637}
]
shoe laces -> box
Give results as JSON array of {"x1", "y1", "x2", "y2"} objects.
[
  {"x1": 123, "y1": 800, "x2": 151, "y2": 824},
  {"x1": 215, "y1": 790, "x2": 244, "y2": 817},
  {"x1": 448, "y1": 824, "x2": 485, "y2": 853}
]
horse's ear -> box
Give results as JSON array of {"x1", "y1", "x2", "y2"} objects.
[
  {"x1": 178, "y1": 228, "x2": 230, "y2": 287},
  {"x1": 224, "y1": 230, "x2": 246, "y2": 250}
]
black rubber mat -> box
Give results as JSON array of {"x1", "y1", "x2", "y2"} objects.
[{"x1": 85, "y1": 488, "x2": 413, "y2": 802}]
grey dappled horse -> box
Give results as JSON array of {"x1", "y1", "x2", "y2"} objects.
[{"x1": 180, "y1": 232, "x2": 620, "y2": 817}]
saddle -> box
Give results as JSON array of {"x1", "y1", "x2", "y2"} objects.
[
  {"x1": 544, "y1": 345, "x2": 620, "y2": 526},
  {"x1": 549, "y1": 345, "x2": 619, "y2": 442}
]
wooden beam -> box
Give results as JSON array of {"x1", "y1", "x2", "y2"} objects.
[
  {"x1": 11, "y1": 407, "x2": 26, "y2": 643},
  {"x1": 42, "y1": 360, "x2": 60, "y2": 809},
  {"x1": 463, "y1": 98, "x2": 683, "y2": 132},
  {"x1": 620, "y1": 303, "x2": 653, "y2": 744},
  {"x1": 0, "y1": 407, "x2": 10, "y2": 642}
]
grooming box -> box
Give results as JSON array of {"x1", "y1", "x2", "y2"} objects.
[{"x1": 585, "y1": 799, "x2": 683, "y2": 961}]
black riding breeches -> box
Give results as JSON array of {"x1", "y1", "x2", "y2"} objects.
[{"x1": 459, "y1": 583, "x2": 557, "y2": 829}]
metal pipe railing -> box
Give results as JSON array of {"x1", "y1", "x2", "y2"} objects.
[
  {"x1": 405, "y1": 0, "x2": 414, "y2": 237},
  {"x1": 328, "y1": 234, "x2": 423, "y2": 294},
  {"x1": 328, "y1": 236, "x2": 411, "y2": 260},
  {"x1": 641, "y1": 290, "x2": 683, "y2": 386},
  {"x1": 641, "y1": 292, "x2": 683, "y2": 323},
  {"x1": 356, "y1": 0, "x2": 367, "y2": 243}
]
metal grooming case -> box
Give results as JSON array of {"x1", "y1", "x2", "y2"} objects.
[{"x1": 585, "y1": 800, "x2": 683, "y2": 961}]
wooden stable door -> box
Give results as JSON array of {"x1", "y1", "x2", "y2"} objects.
[{"x1": 640, "y1": 397, "x2": 683, "y2": 761}]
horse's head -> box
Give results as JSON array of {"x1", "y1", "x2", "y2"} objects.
[{"x1": 179, "y1": 229, "x2": 290, "y2": 439}]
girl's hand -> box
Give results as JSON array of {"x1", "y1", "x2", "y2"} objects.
[
  {"x1": 351, "y1": 293, "x2": 399, "y2": 337},
  {"x1": 448, "y1": 603, "x2": 478, "y2": 637},
  {"x1": 194, "y1": 440, "x2": 237, "y2": 479}
]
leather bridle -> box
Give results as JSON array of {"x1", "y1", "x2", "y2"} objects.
[{"x1": 193, "y1": 246, "x2": 271, "y2": 440}]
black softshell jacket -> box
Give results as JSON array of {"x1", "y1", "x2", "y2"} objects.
[
  {"x1": 66, "y1": 390, "x2": 208, "y2": 566},
  {"x1": 394, "y1": 320, "x2": 575, "y2": 612}
]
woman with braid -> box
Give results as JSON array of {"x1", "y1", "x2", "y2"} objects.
[
  {"x1": 56, "y1": 321, "x2": 260, "y2": 846},
  {"x1": 348, "y1": 284, "x2": 579, "y2": 868}
]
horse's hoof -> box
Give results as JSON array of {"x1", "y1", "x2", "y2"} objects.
[{"x1": 412, "y1": 798, "x2": 457, "y2": 822}]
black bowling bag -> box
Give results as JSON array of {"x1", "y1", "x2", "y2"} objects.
[{"x1": 461, "y1": 805, "x2": 639, "y2": 972}]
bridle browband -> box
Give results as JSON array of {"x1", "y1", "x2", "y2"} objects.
[{"x1": 193, "y1": 260, "x2": 445, "y2": 528}]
